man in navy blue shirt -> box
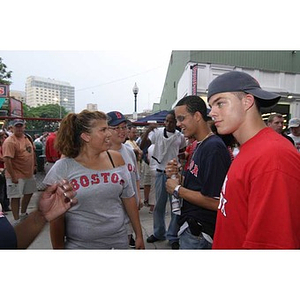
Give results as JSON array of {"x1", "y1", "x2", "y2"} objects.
[{"x1": 166, "y1": 95, "x2": 231, "y2": 249}]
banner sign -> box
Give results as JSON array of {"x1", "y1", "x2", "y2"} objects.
[
  {"x1": 191, "y1": 65, "x2": 198, "y2": 95},
  {"x1": 0, "y1": 85, "x2": 9, "y2": 97},
  {"x1": 9, "y1": 97, "x2": 23, "y2": 117}
]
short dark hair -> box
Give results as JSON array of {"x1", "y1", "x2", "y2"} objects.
[
  {"x1": 176, "y1": 95, "x2": 209, "y2": 121},
  {"x1": 267, "y1": 113, "x2": 283, "y2": 124},
  {"x1": 166, "y1": 110, "x2": 175, "y2": 119}
]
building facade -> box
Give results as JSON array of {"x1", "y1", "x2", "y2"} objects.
[
  {"x1": 159, "y1": 51, "x2": 300, "y2": 121},
  {"x1": 10, "y1": 90, "x2": 25, "y2": 102},
  {"x1": 86, "y1": 103, "x2": 98, "y2": 111},
  {"x1": 25, "y1": 76, "x2": 75, "y2": 112}
]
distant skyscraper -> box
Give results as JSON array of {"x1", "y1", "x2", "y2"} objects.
[
  {"x1": 87, "y1": 103, "x2": 98, "y2": 111},
  {"x1": 25, "y1": 76, "x2": 75, "y2": 112}
]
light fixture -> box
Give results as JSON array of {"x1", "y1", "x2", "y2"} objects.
[{"x1": 132, "y1": 82, "x2": 139, "y2": 113}]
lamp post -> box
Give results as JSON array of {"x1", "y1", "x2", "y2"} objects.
[
  {"x1": 133, "y1": 82, "x2": 139, "y2": 112},
  {"x1": 60, "y1": 98, "x2": 68, "y2": 119},
  {"x1": 54, "y1": 97, "x2": 68, "y2": 119}
]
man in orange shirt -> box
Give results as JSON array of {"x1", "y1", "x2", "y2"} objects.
[{"x1": 2, "y1": 119, "x2": 37, "y2": 225}]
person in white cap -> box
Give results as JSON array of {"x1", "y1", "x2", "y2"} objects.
[
  {"x1": 288, "y1": 117, "x2": 300, "y2": 152},
  {"x1": 207, "y1": 71, "x2": 300, "y2": 249}
]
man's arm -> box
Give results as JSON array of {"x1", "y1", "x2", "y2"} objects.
[
  {"x1": 14, "y1": 180, "x2": 77, "y2": 249},
  {"x1": 14, "y1": 210, "x2": 47, "y2": 249},
  {"x1": 3, "y1": 157, "x2": 18, "y2": 183},
  {"x1": 50, "y1": 215, "x2": 65, "y2": 249},
  {"x1": 122, "y1": 196, "x2": 145, "y2": 249},
  {"x1": 139, "y1": 124, "x2": 157, "y2": 150},
  {"x1": 166, "y1": 178, "x2": 219, "y2": 211},
  {"x1": 136, "y1": 179, "x2": 143, "y2": 209}
]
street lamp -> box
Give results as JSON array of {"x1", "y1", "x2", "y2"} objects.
[
  {"x1": 54, "y1": 97, "x2": 68, "y2": 119},
  {"x1": 60, "y1": 98, "x2": 68, "y2": 119},
  {"x1": 132, "y1": 82, "x2": 139, "y2": 113}
]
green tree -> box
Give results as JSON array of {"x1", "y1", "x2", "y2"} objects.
[
  {"x1": 30, "y1": 104, "x2": 66, "y2": 119},
  {"x1": 0, "y1": 57, "x2": 12, "y2": 85},
  {"x1": 24, "y1": 104, "x2": 68, "y2": 133}
]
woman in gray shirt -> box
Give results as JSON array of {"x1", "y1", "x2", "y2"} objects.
[{"x1": 43, "y1": 110, "x2": 144, "y2": 249}]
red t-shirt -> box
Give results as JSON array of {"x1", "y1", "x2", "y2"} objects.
[
  {"x1": 45, "y1": 132, "x2": 60, "y2": 163},
  {"x1": 184, "y1": 140, "x2": 197, "y2": 172},
  {"x1": 213, "y1": 128, "x2": 300, "y2": 249}
]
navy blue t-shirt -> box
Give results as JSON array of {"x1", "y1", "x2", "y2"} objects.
[
  {"x1": 180, "y1": 135, "x2": 231, "y2": 238},
  {"x1": 0, "y1": 216, "x2": 17, "y2": 249}
]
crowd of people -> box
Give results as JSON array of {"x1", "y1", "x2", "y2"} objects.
[{"x1": 1, "y1": 70, "x2": 300, "y2": 249}]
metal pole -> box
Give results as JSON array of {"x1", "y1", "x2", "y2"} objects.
[
  {"x1": 134, "y1": 93, "x2": 137, "y2": 112},
  {"x1": 59, "y1": 99, "x2": 62, "y2": 119}
]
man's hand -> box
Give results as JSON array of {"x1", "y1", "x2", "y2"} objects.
[
  {"x1": 165, "y1": 158, "x2": 180, "y2": 178},
  {"x1": 166, "y1": 177, "x2": 179, "y2": 195},
  {"x1": 38, "y1": 179, "x2": 78, "y2": 222},
  {"x1": 11, "y1": 177, "x2": 18, "y2": 184}
]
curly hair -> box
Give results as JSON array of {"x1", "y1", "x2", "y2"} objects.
[{"x1": 55, "y1": 109, "x2": 107, "y2": 158}]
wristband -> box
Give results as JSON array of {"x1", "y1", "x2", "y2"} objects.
[{"x1": 173, "y1": 185, "x2": 181, "y2": 199}]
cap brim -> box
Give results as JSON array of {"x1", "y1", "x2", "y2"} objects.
[
  {"x1": 245, "y1": 88, "x2": 281, "y2": 107},
  {"x1": 108, "y1": 119, "x2": 128, "y2": 126}
]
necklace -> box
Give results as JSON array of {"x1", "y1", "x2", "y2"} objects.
[
  {"x1": 191, "y1": 132, "x2": 214, "y2": 161},
  {"x1": 196, "y1": 132, "x2": 214, "y2": 146}
]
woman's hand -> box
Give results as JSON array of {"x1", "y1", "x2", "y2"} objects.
[{"x1": 39, "y1": 179, "x2": 78, "y2": 222}]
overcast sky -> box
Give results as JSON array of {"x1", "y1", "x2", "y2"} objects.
[
  {"x1": 3, "y1": 1, "x2": 298, "y2": 116},
  {"x1": 0, "y1": 50, "x2": 171, "y2": 114}
]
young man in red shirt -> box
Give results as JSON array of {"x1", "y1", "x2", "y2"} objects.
[{"x1": 208, "y1": 71, "x2": 300, "y2": 249}]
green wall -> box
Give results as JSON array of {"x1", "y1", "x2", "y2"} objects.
[{"x1": 158, "y1": 50, "x2": 300, "y2": 111}]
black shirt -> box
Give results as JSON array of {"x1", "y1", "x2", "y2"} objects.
[{"x1": 180, "y1": 135, "x2": 231, "y2": 238}]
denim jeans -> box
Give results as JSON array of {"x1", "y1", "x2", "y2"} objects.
[
  {"x1": 179, "y1": 227, "x2": 212, "y2": 249},
  {"x1": 153, "y1": 171, "x2": 179, "y2": 242}
]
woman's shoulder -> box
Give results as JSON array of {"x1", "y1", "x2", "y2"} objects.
[
  {"x1": 107, "y1": 150, "x2": 125, "y2": 168},
  {"x1": 53, "y1": 157, "x2": 75, "y2": 169}
]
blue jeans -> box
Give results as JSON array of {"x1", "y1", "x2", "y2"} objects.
[
  {"x1": 179, "y1": 227, "x2": 212, "y2": 249},
  {"x1": 153, "y1": 171, "x2": 179, "y2": 242}
]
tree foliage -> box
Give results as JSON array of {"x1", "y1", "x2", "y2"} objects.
[
  {"x1": 23, "y1": 103, "x2": 68, "y2": 132},
  {"x1": 0, "y1": 57, "x2": 12, "y2": 85}
]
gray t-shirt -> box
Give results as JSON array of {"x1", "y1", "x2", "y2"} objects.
[
  {"x1": 43, "y1": 157, "x2": 135, "y2": 249},
  {"x1": 119, "y1": 143, "x2": 140, "y2": 205}
]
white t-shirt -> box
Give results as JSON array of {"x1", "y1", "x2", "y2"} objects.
[
  {"x1": 149, "y1": 127, "x2": 186, "y2": 170},
  {"x1": 288, "y1": 133, "x2": 300, "y2": 152}
]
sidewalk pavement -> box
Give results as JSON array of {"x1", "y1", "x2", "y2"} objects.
[{"x1": 5, "y1": 190, "x2": 174, "y2": 250}]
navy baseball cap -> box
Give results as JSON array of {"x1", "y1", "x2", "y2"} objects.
[
  {"x1": 207, "y1": 71, "x2": 281, "y2": 107},
  {"x1": 12, "y1": 119, "x2": 25, "y2": 126},
  {"x1": 107, "y1": 111, "x2": 128, "y2": 126}
]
